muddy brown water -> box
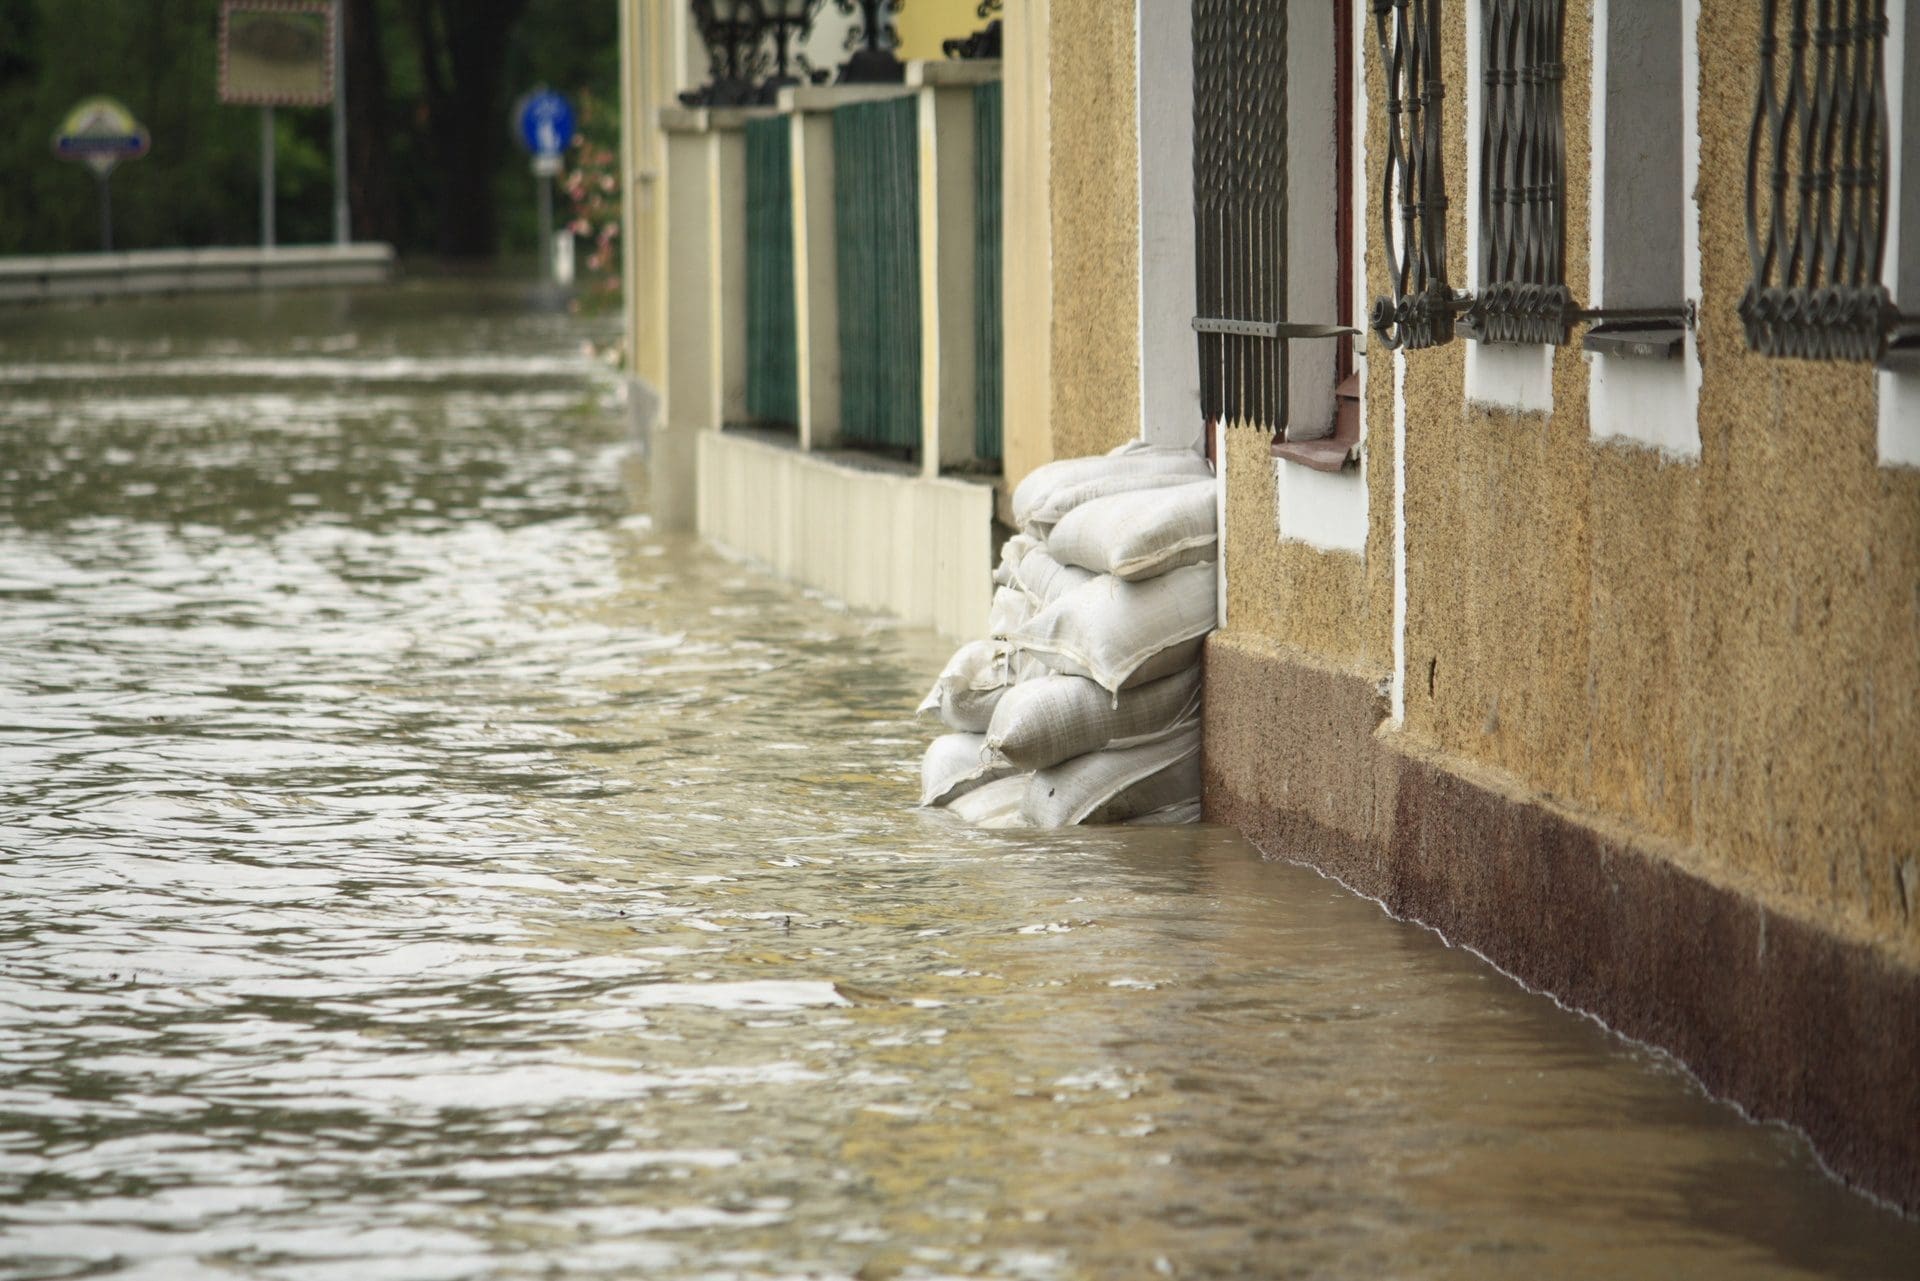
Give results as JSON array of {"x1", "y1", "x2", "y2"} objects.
[{"x1": 1, "y1": 280, "x2": 1914, "y2": 1279}]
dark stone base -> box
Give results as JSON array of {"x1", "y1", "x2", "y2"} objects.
[{"x1": 1202, "y1": 633, "x2": 1920, "y2": 1215}]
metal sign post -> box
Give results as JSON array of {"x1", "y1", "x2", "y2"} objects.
[
  {"x1": 260, "y1": 105, "x2": 276, "y2": 248},
  {"x1": 514, "y1": 89, "x2": 575, "y2": 283},
  {"x1": 52, "y1": 97, "x2": 151, "y2": 252},
  {"x1": 218, "y1": 1, "x2": 336, "y2": 251}
]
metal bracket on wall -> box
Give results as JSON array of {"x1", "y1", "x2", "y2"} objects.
[{"x1": 1191, "y1": 317, "x2": 1357, "y2": 341}]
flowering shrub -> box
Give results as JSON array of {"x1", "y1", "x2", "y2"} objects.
[{"x1": 561, "y1": 90, "x2": 622, "y2": 325}]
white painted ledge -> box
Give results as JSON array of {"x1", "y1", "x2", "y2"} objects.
[{"x1": 696, "y1": 429, "x2": 994, "y2": 641}]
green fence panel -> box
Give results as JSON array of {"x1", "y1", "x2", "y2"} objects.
[
  {"x1": 745, "y1": 117, "x2": 799, "y2": 426},
  {"x1": 973, "y1": 80, "x2": 1004, "y2": 465},
  {"x1": 832, "y1": 98, "x2": 922, "y2": 456}
]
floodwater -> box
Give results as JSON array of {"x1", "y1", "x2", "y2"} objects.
[{"x1": 0, "y1": 280, "x2": 1914, "y2": 1281}]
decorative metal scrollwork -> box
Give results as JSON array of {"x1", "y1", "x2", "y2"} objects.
[
  {"x1": 834, "y1": 0, "x2": 906, "y2": 82},
  {"x1": 1369, "y1": 0, "x2": 1462, "y2": 351},
  {"x1": 944, "y1": 0, "x2": 1002, "y2": 61},
  {"x1": 1740, "y1": 0, "x2": 1898, "y2": 362},
  {"x1": 1469, "y1": 0, "x2": 1570, "y2": 345}
]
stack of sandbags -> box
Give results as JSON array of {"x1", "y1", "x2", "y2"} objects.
[{"x1": 917, "y1": 442, "x2": 1218, "y2": 828}]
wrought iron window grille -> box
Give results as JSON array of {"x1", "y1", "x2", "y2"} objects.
[
  {"x1": 1191, "y1": 0, "x2": 1353, "y2": 434},
  {"x1": 1368, "y1": 0, "x2": 1692, "y2": 355},
  {"x1": 1740, "y1": 0, "x2": 1912, "y2": 364},
  {"x1": 1463, "y1": 0, "x2": 1573, "y2": 345},
  {"x1": 1369, "y1": 0, "x2": 1464, "y2": 351}
]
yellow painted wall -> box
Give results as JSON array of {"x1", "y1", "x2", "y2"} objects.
[
  {"x1": 1000, "y1": 0, "x2": 1053, "y2": 493},
  {"x1": 620, "y1": 0, "x2": 671, "y2": 388},
  {"x1": 1219, "y1": 0, "x2": 1920, "y2": 958},
  {"x1": 1044, "y1": 0, "x2": 1141, "y2": 467},
  {"x1": 895, "y1": 0, "x2": 987, "y2": 61}
]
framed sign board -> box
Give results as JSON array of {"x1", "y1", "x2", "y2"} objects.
[{"x1": 219, "y1": 1, "x2": 335, "y2": 107}]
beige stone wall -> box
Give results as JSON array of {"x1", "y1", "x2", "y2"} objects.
[
  {"x1": 1000, "y1": 0, "x2": 1054, "y2": 494},
  {"x1": 1281, "y1": 0, "x2": 1920, "y2": 958},
  {"x1": 1043, "y1": 0, "x2": 1142, "y2": 467}
]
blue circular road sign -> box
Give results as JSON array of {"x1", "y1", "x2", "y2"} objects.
[{"x1": 517, "y1": 90, "x2": 575, "y2": 159}]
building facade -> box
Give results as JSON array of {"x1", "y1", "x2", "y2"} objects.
[{"x1": 623, "y1": 0, "x2": 1920, "y2": 1210}]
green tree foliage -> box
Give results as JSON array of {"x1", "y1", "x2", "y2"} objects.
[{"x1": 0, "y1": 0, "x2": 618, "y2": 260}]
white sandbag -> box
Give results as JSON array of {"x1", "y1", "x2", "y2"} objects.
[
  {"x1": 986, "y1": 586, "x2": 1034, "y2": 640},
  {"x1": 1021, "y1": 729, "x2": 1201, "y2": 827},
  {"x1": 917, "y1": 638, "x2": 1012, "y2": 728},
  {"x1": 1025, "y1": 471, "x2": 1202, "y2": 537},
  {"x1": 1009, "y1": 447, "x2": 1211, "y2": 531},
  {"x1": 1008, "y1": 562, "x2": 1217, "y2": 694},
  {"x1": 919, "y1": 732, "x2": 1016, "y2": 807},
  {"x1": 993, "y1": 534, "x2": 1040, "y2": 588},
  {"x1": 1012, "y1": 649, "x2": 1053, "y2": 684},
  {"x1": 1012, "y1": 546, "x2": 1096, "y2": 608},
  {"x1": 1036, "y1": 635, "x2": 1202, "y2": 691},
  {"x1": 1047, "y1": 481, "x2": 1218, "y2": 582},
  {"x1": 943, "y1": 772, "x2": 1031, "y2": 827},
  {"x1": 1124, "y1": 799, "x2": 1204, "y2": 826},
  {"x1": 985, "y1": 668, "x2": 1201, "y2": 771}
]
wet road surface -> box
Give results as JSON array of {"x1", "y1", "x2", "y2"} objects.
[{"x1": 2, "y1": 280, "x2": 1916, "y2": 1279}]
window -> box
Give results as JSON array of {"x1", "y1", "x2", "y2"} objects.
[
  {"x1": 1585, "y1": 0, "x2": 1691, "y2": 361},
  {"x1": 1586, "y1": 0, "x2": 1701, "y2": 458},
  {"x1": 1882, "y1": 0, "x2": 1920, "y2": 464},
  {"x1": 1192, "y1": 0, "x2": 1292, "y2": 431},
  {"x1": 1189, "y1": 0, "x2": 1356, "y2": 459},
  {"x1": 1468, "y1": 0, "x2": 1571, "y2": 347}
]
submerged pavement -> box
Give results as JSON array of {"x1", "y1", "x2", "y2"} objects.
[{"x1": 1, "y1": 280, "x2": 1915, "y2": 1279}]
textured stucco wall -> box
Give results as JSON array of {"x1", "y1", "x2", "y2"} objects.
[
  {"x1": 1222, "y1": 0, "x2": 1920, "y2": 958},
  {"x1": 1001, "y1": 0, "x2": 1053, "y2": 496},
  {"x1": 1045, "y1": 0, "x2": 1142, "y2": 466},
  {"x1": 1370, "y1": 0, "x2": 1920, "y2": 957}
]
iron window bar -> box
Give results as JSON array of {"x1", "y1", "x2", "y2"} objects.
[
  {"x1": 1369, "y1": 0, "x2": 1462, "y2": 351},
  {"x1": 1368, "y1": 0, "x2": 1691, "y2": 356},
  {"x1": 1740, "y1": 0, "x2": 1912, "y2": 364},
  {"x1": 1191, "y1": 0, "x2": 1352, "y2": 436}
]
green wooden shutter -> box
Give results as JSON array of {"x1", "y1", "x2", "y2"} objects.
[
  {"x1": 746, "y1": 117, "x2": 799, "y2": 426},
  {"x1": 833, "y1": 98, "x2": 922, "y2": 455},
  {"x1": 973, "y1": 80, "x2": 1003, "y2": 465}
]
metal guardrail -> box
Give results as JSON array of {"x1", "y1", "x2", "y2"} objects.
[{"x1": 0, "y1": 244, "x2": 395, "y2": 305}]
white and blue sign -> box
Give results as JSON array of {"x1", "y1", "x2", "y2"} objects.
[{"x1": 517, "y1": 90, "x2": 574, "y2": 159}]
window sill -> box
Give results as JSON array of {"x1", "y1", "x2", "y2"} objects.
[
  {"x1": 1271, "y1": 436, "x2": 1359, "y2": 473},
  {"x1": 1271, "y1": 372, "x2": 1361, "y2": 474}
]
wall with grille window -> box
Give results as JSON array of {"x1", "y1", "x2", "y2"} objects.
[
  {"x1": 1204, "y1": 0, "x2": 1920, "y2": 1211},
  {"x1": 1364, "y1": 0, "x2": 1920, "y2": 954},
  {"x1": 1212, "y1": 0, "x2": 1920, "y2": 958}
]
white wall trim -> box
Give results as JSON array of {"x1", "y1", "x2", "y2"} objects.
[
  {"x1": 1586, "y1": 0, "x2": 1703, "y2": 461},
  {"x1": 1137, "y1": 0, "x2": 1203, "y2": 449},
  {"x1": 1880, "y1": 0, "x2": 1920, "y2": 468},
  {"x1": 1390, "y1": 348, "x2": 1408, "y2": 726},
  {"x1": 1277, "y1": 1, "x2": 1369, "y2": 555},
  {"x1": 1463, "y1": 0, "x2": 1554, "y2": 414},
  {"x1": 1215, "y1": 419, "x2": 1230, "y2": 629}
]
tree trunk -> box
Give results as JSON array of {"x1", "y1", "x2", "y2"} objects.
[
  {"x1": 407, "y1": 0, "x2": 528, "y2": 261},
  {"x1": 344, "y1": 0, "x2": 396, "y2": 244}
]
